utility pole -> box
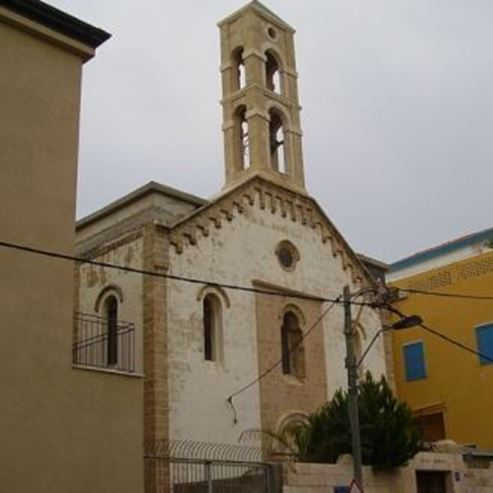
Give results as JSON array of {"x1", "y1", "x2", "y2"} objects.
[{"x1": 343, "y1": 285, "x2": 363, "y2": 489}]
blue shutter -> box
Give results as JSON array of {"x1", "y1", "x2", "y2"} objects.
[
  {"x1": 476, "y1": 324, "x2": 493, "y2": 366},
  {"x1": 403, "y1": 342, "x2": 426, "y2": 381}
]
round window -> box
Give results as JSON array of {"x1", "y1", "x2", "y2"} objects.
[
  {"x1": 278, "y1": 247, "x2": 293, "y2": 268},
  {"x1": 276, "y1": 241, "x2": 299, "y2": 271},
  {"x1": 268, "y1": 27, "x2": 277, "y2": 40}
]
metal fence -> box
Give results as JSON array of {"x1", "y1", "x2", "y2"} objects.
[
  {"x1": 72, "y1": 312, "x2": 135, "y2": 373},
  {"x1": 145, "y1": 440, "x2": 279, "y2": 493}
]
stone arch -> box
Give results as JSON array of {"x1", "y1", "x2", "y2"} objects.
[
  {"x1": 94, "y1": 284, "x2": 124, "y2": 314},
  {"x1": 271, "y1": 411, "x2": 309, "y2": 457},
  {"x1": 196, "y1": 284, "x2": 231, "y2": 309},
  {"x1": 279, "y1": 303, "x2": 306, "y2": 326}
]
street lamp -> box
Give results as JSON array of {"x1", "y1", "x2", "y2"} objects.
[
  {"x1": 343, "y1": 285, "x2": 422, "y2": 491},
  {"x1": 355, "y1": 314, "x2": 423, "y2": 369}
]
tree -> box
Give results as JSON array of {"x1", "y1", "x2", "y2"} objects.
[{"x1": 290, "y1": 372, "x2": 421, "y2": 470}]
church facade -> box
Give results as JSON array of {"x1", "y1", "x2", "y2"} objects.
[{"x1": 75, "y1": 1, "x2": 389, "y2": 451}]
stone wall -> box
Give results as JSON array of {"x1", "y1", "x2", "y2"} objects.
[{"x1": 283, "y1": 453, "x2": 493, "y2": 493}]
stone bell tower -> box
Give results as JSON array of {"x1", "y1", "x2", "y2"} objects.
[{"x1": 218, "y1": 1, "x2": 306, "y2": 193}]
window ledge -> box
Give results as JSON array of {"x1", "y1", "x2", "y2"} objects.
[
  {"x1": 72, "y1": 364, "x2": 144, "y2": 379},
  {"x1": 281, "y1": 374, "x2": 304, "y2": 386}
]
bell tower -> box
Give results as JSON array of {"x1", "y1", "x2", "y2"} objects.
[{"x1": 218, "y1": 1, "x2": 306, "y2": 193}]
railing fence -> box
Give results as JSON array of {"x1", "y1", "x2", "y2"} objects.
[
  {"x1": 145, "y1": 440, "x2": 280, "y2": 493},
  {"x1": 73, "y1": 312, "x2": 135, "y2": 373}
]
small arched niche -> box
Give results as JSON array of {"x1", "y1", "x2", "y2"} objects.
[
  {"x1": 235, "y1": 105, "x2": 250, "y2": 170},
  {"x1": 265, "y1": 50, "x2": 282, "y2": 94},
  {"x1": 269, "y1": 108, "x2": 288, "y2": 174},
  {"x1": 232, "y1": 46, "x2": 246, "y2": 91},
  {"x1": 280, "y1": 310, "x2": 305, "y2": 380}
]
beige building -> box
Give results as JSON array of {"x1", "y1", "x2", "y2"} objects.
[
  {"x1": 75, "y1": 0, "x2": 389, "y2": 463},
  {"x1": 0, "y1": 1, "x2": 143, "y2": 492}
]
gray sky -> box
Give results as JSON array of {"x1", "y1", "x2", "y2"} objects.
[{"x1": 49, "y1": 0, "x2": 493, "y2": 263}]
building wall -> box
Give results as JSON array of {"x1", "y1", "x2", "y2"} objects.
[
  {"x1": 283, "y1": 453, "x2": 493, "y2": 493},
  {"x1": 0, "y1": 13, "x2": 143, "y2": 493},
  {"x1": 391, "y1": 250, "x2": 493, "y2": 448},
  {"x1": 77, "y1": 233, "x2": 146, "y2": 373},
  {"x1": 166, "y1": 189, "x2": 386, "y2": 446}
]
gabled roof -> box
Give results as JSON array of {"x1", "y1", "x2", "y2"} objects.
[
  {"x1": 0, "y1": 0, "x2": 110, "y2": 48},
  {"x1": 390, "y1": 226, "x2": 493, "y2": 272},
  {"x1": 167, "y1": 175, "x2": 376, "y2": 288},
  {"x1": 218, "y1": 0, "x2": 295, "y2": 33}
]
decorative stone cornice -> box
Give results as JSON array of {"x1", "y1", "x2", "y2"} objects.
[{"x1": 169, "y1": 177, "x2": 374, "y2": 287}]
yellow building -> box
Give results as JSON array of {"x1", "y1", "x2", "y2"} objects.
[{"x1": 388, "y1": 228, "x2": 493, "y2": 449}]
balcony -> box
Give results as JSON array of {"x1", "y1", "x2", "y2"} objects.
[{"x1": 73, "y1": 312, "x2": 135, "y2": 374}]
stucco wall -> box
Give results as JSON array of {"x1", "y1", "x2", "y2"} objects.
[
  {"x1": 391, "y1": 251, "x2": 493, "y2": 449},
  {"x1": 77, "y1": 234, "x2": 145, "y2": 373},
  {"x1": 0, "y1": 16, "x2": 143, "y2": 493},
  {"x1": 167, "y1": 191, "x2": 386, "y2": 445}
]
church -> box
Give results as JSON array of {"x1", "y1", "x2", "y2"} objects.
[{"x1": 74, "y1": 0, "x2": 389, "y2": 451}]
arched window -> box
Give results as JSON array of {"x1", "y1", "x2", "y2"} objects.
[
  {"x1": 232, "y1": 47, "x2": 246, "y2": 91},
  {"x1": 265, "y1": 50, "x2": 281, "y2": 94},
  {"x1": 269, "y1": 109, "x2": 287, "y2": 174},
  {"x1": 203, "y1": 294, "x2": 223, "y2": 362},
  {"x1": 235, "y1": 105, "x2": 250, "y2": 169},
  {"x1": 281, "y1": 311, "x2": 304, "y2": 379},
  {"x1": 105, "y1": 295, "x2": 118, "y2": 366}
]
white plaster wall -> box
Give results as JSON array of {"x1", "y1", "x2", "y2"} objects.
[
  {"x1": 77, "y1": 237, "x2": 145, "y2": 373},
  {"x1": 167, "y1": 193, "x2": 386, "y2": 444}
]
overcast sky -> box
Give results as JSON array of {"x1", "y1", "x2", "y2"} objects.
[{"x1": 49, "y1": 0, "x2": 493, "y2": 263}]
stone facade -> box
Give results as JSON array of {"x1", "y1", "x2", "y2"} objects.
[{"x1": 283, "y1": 452, "x2": 493, "y2": 492}]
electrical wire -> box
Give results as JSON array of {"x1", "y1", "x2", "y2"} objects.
[
  {"x1": 0, "y1": 239, "x2": 374, "y2": 307},
  {"x1": 385, "y1": 305, "x2": 493, "y2": 364},
  {"x1": 400, "y1": 288, "x2": 493, "y2": 302}
]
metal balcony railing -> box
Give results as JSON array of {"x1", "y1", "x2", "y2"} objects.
[{"x1": 73, "y1": 312, "x2": 135, "y2": 373}]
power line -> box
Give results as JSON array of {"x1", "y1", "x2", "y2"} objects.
[
  {"x1": 0, "y1": 239, "x2": 373, "y2": 307},
  {"x1": 386, "y1": 305, "x2": 493, "y2": 364},
  {"x1": 227, "y1": 297, "x2": 341, "y2": 404},
  {"x1": 400, "y1": 288, "x2": 493, "y2": 302}
]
